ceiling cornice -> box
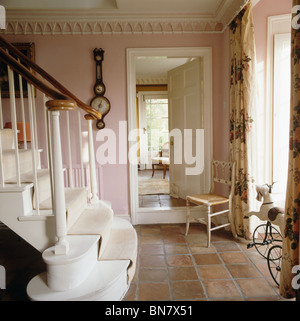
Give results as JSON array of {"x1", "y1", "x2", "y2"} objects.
[{"x1": 2, "y1": 0, "x2": 249, "y2": 35}]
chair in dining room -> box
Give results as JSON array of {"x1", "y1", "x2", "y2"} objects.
[
  {"x1": 151, "y1": 142, "x2": 170, "y2": 179},
  {"x1": 185, "y1": 160, "x2": 236, "y2": 247}
]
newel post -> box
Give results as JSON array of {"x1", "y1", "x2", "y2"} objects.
[
  {"x1": 85, "y1": 115, "x2": 99, "y2": 202},
  {"x1": 46, "y1": 100, "x2": 76, "y2": 255}
]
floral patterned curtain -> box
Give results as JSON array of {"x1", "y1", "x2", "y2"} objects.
[
  {"x1": 279, "y1": 0, "x2": 300, "y2": 300},
  {"x1": 229, "y1": 2, "x2": 257, "y2": 239}
]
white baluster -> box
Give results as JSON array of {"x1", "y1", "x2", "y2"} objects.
[
  {"x1": 78, "y1": 110, "x2": 85, "y2": 187},
  {"x1": 18, "y1": 62, "x2": 27, "y2": 149},
  {"x1": 51, "y1": 110, "x2": 69, "y2": 255},
  {"x1": 87, "y1": 118, "x2": 98, "y2": 202},
  {"x1": 43, "y1": 94, "x2": 50, "y2": 168},
  {"x1": 7, "y1": 64, "x2": 21, "y2": 187},
  {"x1": 43, "y1": 95, "x2": 54, "y2": 209},
  {"x1": 28, "y1": 84, "x2": 40, "y2": 214},
  {"x1": 31, "y1": 86, "x2": 38, "y2": 149},
  {"x1": 66, "y1": 111, "x2": 73, "y2": 188}
]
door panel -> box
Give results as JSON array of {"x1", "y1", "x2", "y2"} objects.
[{"x1": 168, "y1": 58, "x2": 205, "y2": 199}]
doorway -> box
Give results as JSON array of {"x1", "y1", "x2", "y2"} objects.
[{"x1": 127, "y1": 47, "x2": 213, "y2": 225}]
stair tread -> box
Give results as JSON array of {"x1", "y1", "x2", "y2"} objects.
[
  {"x1": 68, "y1": 206, "x2": 114, "y2": 257},
  {"x1": 68, "y1": 206, "x2": 113, "y2": 235},
  {"x1": 100, "y1": 218, "x2": 138, "y2": 283},
  {"x1": 101, "y1": 218, "x2": 137, "y2": 261},
  {"x1": 39, "y1": 187, "x2": 86, "y2": 208},
  {"x1": 5, "y1": 168, "x2": 50, "y2": 184}
]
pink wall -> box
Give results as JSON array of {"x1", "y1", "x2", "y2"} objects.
[{"x1": 3, "y1": 32, "x2": 227, "y2": 215}]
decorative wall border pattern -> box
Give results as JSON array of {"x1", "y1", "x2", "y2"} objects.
[
  {"x1": 136, "y1": 76, "x2": 168, "y2": 85},
  {"x1": 2, "y1": 20, "x2": 224, "y2": 35}
]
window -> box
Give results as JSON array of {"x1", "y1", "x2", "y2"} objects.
[
  {"x1": 145, "y1": 97, "x2": 169, "y2": 155},
  {"x1": 272, "y1": 33, "x2": 291, "y2": 194},
  {"x1": 138, "y1": 92, "x2": 168, "y2": 168},
  {"x1": 266, "y1": 15, "x2": 291, "y2": 195}
]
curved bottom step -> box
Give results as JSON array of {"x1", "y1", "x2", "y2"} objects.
[{"x1": 27, "y1": 260, "x2": 130, "y2": 301}]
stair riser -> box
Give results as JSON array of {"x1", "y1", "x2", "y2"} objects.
[
  {"x1": 2, "y1": 150, "x2": 40, "y2": 181},
  {"x1": 43, "y1": 236, "x2": 99, "y2": 291},
  {"x1": 0, "y1": 185, "x2": 56, "y2": 252}
]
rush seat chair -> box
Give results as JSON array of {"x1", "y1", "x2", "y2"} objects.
[{"x1": 185, "y1": 160, "x2": 235, "y2": 247}]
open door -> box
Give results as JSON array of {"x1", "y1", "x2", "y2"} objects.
[{"x1": 168, "y1": 57, "x2": 207, "y2": 199}]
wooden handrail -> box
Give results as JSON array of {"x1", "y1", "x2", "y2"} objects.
[
  {"x1": 0, "y1": 35, "x2": 101, "y2": 119},
  {"x1": 0, "y1": 47, "x2": 72, "y2": 102}
]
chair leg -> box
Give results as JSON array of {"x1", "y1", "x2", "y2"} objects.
[
  {"x1": 206, "y1": 205, "x2": 211, "y2": 247},
  {"x1": 185, "y1": 199, "x2": 190, "y2": 236}
]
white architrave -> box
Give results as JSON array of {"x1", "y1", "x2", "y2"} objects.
[{"x1": 126, "y1": 47, "x2": 213, "y2": 225}]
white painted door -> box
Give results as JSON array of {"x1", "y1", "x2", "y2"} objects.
[{"x1": 168, "y1": 58, "x2": 207, "y2": 199}]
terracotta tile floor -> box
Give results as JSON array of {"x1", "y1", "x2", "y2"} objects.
[
  {"x1": 139, "y1": 194, "x2": 186, "y2": 208},
  {"x1": 124, "y1": 223, "x2": 295, "y2": 301},
  {"x1": 0, "y1": 223, "x2": 295, "y2": 301},
  {"x1": 138, "y1": 169, "x2": 186, "y2": 208}
]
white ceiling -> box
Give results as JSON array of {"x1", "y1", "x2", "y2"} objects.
[
  {"x1": 2, "y1": 0, "x2": 248, "y2": 15},
  {"x1": 135, "y1": 57, "x2": 190, "y2": 84},
  {"x1": 3, "y1": 0, "x2": 256, "y2": 21}
]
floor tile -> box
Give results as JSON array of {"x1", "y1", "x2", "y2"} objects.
[
  {"x1": 139, "y1": 268, "x2": 168, "y2": 283},
  {"x1": 140, "y1": 234, "x2": 163, "y2": 245},
  {"x1": 198, "y1": 265, "x2": 231, "y2": 279},
  {"x1": 203, "y1": 279, "x2": 242, "y2": 299},
  {"x1": 167, "y1": 254, "x2": 194, "y2": 266},
  {"x1": 227, "y1": 264, "x2": 262, "y2": 279},
  {"x1": 171, "y1": 281, "x2": 206, "y2": 300},
  {"x1": 189, "y1": 244, "x2": 216, "y2": 254},
  {"x1": 164, "y1": 243, "x2": 189, "y2": 255},
  {"x1": 139, "y1": 283, "x2": 171, "y2": 301},
  {"x1": 193, "y1": 253, "x2": 222, "y2": 265},
  {"x1": 236, "y1": 278, "x2": 277, "y2": 298},
  {"x1": 168, "y1": 266, "x2": 199, "y2": 281},
  {"x1": 140, "y1": 255, "x2": 166, "y2": 267},
  {"x1": 140, "y1": 244, "x2": 164, "y2": 255},
  {"x1": 163, "y1": 233, "x2": 186, "y2": 244},
  {"x1": 220, "y1": 251, "x2": 250, "y2": 264},
  {"x1": 214, "y1": 241, "x2": 240, "y2": 252}
]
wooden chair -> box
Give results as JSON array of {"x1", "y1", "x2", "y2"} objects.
[
  {"x1": 151, "y1": 142, "x2": 170, "y2": 179},
  {"x1": 185, "y1": 160, "x2": 235, "y2": 247}
]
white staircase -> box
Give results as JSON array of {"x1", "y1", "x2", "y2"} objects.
[{"x1": 0, "y1": 36, "x2": 137, "y2": 301}]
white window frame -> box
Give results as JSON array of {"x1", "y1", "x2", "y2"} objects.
[
  {"x1": 266, "y1": 14, "x2": 291, "y2": 196},
  {"x1": 137, "y1": 91, "x2": 168, "y2": 169}
]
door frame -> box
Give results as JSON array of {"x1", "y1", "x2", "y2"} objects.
[{"x1": 126, "y1": 47, "x2": 213, "y2": 225}]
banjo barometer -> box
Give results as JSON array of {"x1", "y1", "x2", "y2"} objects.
[{"x1": 90, "y1": 48, "x2": 111, "y2": 129}]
